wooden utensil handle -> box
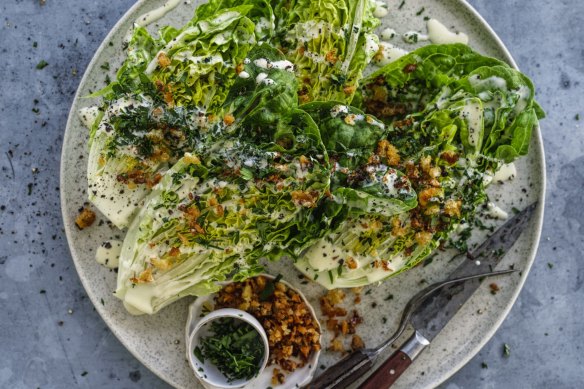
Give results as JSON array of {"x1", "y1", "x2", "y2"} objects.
[
  {"x1": 359, "y1": 350, "x2": 411, "y2": 389},
  {"x1": 306, "y1": 350, "x2": 374, "y2": 389}
]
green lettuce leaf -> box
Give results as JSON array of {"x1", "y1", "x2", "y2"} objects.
[
  {"x1": 298, "y1": 44, "x2": 544, "y2": 289},
  {"x1": 354, "y1": 43, "x2": 505, "y2": 121},
  {"x1": 193, "y1": 0, "x2": 275, "y2": 41},
  {"x1": 91, "y1": 7, "x2": 257, "y2": 111},
  {"x1": 115, "y1": 113, "x2": 330, "y2": 313},
  {"x1": 273, "y1": 0, "x2": 380, "y2": 103}
]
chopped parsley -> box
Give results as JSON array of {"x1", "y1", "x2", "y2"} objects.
[
  {"x1": 36, "y1": 60, "x2": 48, "y2": 70},
  {"x1": 194, "y1": 317, "x2": 264, "y2": 382},
  {"x1": 503, "y1": 343, "x2": 511, "y2": 357},
  {"x1": 259, "y1": 274, "x2": 283, "y2": 301}
]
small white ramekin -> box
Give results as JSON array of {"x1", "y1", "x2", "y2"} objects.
[{"x1": 187, "y1": 308, "x2": 270, "y2": 388}]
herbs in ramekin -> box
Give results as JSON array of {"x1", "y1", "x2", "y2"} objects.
[{"x1": 194, "y1": 318, "x2": 264, "y2": 382}]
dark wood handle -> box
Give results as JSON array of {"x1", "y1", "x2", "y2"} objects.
[
  {"x1": 306, "y1": 350, "x2": 373, "y2": 389},
  {"x1": 359, "y1": 350, "x2": 412, "y2": 389}
]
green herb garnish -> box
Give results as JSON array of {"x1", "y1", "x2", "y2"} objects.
[
  {"x1": 195, "y1": 318, "x2": 264, "y2": 382},
  {"x1": 36, "y1": 60, "x2": 48, "y2": 70},
  {"x1": 259, "y1": 274, "x2": 283, "y2": 301},
  {"x1": 503, "y1": 343, "x2": 511, "y2": 357}
]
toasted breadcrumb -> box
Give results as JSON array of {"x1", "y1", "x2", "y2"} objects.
[
  {"x1": 157, "y1": 52, "x2": 171, "y2": 68},
  {"x1": 75, "y1": 207, "x2": 95, "y2": 229}
]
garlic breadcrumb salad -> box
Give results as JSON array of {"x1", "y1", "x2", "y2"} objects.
[{"x1": 80, "y1": 0, "x2": 543, "y2": 315}]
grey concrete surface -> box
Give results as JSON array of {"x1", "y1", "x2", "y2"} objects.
[{"x1": 0, "y1": 0, "x2": 582, "y2": 388}]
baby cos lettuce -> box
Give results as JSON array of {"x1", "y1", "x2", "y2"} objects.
[
  {"x1": 92, "y1": 6, "x2": 257, "y2": 111},
  {"x1": 295, "y1": 44, "x2": 544, "y2": 289},
  {"x1": 82, "y1": 0, "x2": 543, "y2": 309},
  {"x1": 273, "y1": 0, "x2": 380, "y2": 103},
  {"x1": 115, "y1": 46, "x2": 332, "y2": 314}
]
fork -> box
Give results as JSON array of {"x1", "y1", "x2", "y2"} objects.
[{"x1": 305, "y1": 268, "x2": 518, "y2": 389}]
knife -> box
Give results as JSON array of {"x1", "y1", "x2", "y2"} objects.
[{"x1": 307, "y1": 202, "x2": 537, "y2": 389}]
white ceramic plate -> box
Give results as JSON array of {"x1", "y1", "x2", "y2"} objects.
[{"x1": 60, "y1": 1, "x2": 545, "y2": 388}]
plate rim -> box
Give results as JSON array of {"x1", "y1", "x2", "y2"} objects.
[{"x1": 59, "y1": 1, "x2": 546, "y2": 388}]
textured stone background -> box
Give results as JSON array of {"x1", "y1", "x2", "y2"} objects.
[{"x1": 1, "y1": 0, "x2": 582, "y2": 388}]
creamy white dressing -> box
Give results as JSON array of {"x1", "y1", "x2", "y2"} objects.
[
  {"x1": 330, "y1": 105, "x2": 349, "y2": 118},
  {"x1": 135, "y1": 0, "x2": 182, "y2": 27},
  {"x1": 255, "y1": 72, "x2": 268, "y2": 84},
  {"x1": 270, "y1": 60, "x2": 295, "y2": 71},
  {"x1": 427, "y1": 19, "x2": 468, "y2": 45},
  {"x1": 253, "y1": 58, "x2": 269, "y2": 69},
  {"x1": 459, "y1": 99, "x2": 484, "y2": 148},
  {"x1": 238, "y1": 70, "x2": 250, "y2": 79},
  {"x1": 364, "y1": 34, "x2": 380, "y2": 57},
  {"x1": 486, "y1": 202, "x2": 508, "y2": 220},
  {"x1": 372, "y1": 0, "x2": 389, "y2": 18},
  {"x1": 380, "y1": 28, "x2": 396, "y2": 41},
  {"x1": 469, "y1": 74, "x2": 508, "y2": 90},
  {"x1": 255, "y1": 17, "x2": 273, "y2": 35},
  {"x1": 373, "y1": 42, "x2": 409, "y2": 66},
  {"x1": 380, "y1": 169, "x2": 399, "y2": 196},
  {"x1": 78, "y1": 106, "x2": 100, "y2": 129},
  {"x1": 493, "y1": 162, "x2": 517, "y2": 183},
  {"x1": 402, "y1": 31, "x2": 429, "y2": 44},
  {"x1": 456, "y1": 222, "x2": 470, "y2": 233},
  {"x1": 95, "y1": 240, "x2": 123, "y2": 269},
  {"x1": 253, "y1": 58, "x2": 295, "y2": 72}
]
